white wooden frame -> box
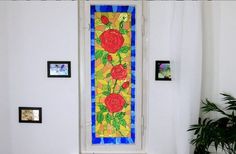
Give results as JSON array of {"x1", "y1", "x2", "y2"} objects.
[{"x1": 79, "y1": 1, "x2": 147, "y2": 154}]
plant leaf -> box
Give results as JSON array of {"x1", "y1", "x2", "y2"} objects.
[
  {"x1": 102, "y1": 52, "x2": 108, "y2": 65},
  {"x1": 221, "y1": 93, "x2": 236, "y2": 101},
  {"x1": 120, "y1": 119, "x2": 127, "y2": 127},
  {"x1": 102, "y1": 91, "x2": 110, "y2": 96},
  {"x1": 112, "y1": 118, "x2": 120, "y2": 131},
  {"x1": 95, "y1": 38, "x2": 101, "y2": 45},
  {"x1": 98, "y1": 104, "x2": 108, "y2": 112},
  {"x1": 105, "y1": 113, "x2": 112, "y2": 124},
  {"x1": 97, "y1": 112, "x2": 104, "y2": 124},
  {"x1": 118, "y1": 46, "x2": 130, "y2": 53},
  {"x1": 120, "y1": 29, "x2": 128, "y2": 35},
  {"x1": 123, "y1": 63, "x2": 127, "y2": 69},
  {"x1": 95, "y1": 50, "x2": 104, "y2": 60},
  {"x1": 119, "y1": 21, "x2": 124, "y2": 30},
  {"x1": 96, "y1": 70, "x2": 103, "y2": 79},
  {"x1": 124, "y1": 103, "x2": 129, "y2": 108},
  {"x1": 106, "y1": 73, "x2": 111, "y2": 78},
  {"x1": 115, "y1": 112, "x2": 126, "y2": 120}
]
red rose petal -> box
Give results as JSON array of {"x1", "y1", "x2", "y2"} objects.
[
  {"x1": 105, "y1": 93, "x2": 125, "y2": 113},
  {"x1": 100, "y1": 29, "x2": 124, "y2": 54},
  {"x1": 111, "y1": 64, "x2": 127, "y2": 80}
]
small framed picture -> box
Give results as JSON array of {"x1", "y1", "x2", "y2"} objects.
[
  {"x1": 19, "y1": 107, "x2": 42, "y2": 123},
  {"x1": 155, "y1": 60, "x2": 171, "y2": 81},
  {"x1": 47, "y1": 61, "x2": 71, "y2": 78}
]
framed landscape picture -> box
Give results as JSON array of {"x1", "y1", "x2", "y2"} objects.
[
  {"x1": 155, "y1": 60, "x2": 171, "y2": 81},
  {"x1": 47, "y1": 61, "x2": 71, "y2": 78},
  {"x1": 19, "y1": 107, "x2": 42, "y2": 123}
]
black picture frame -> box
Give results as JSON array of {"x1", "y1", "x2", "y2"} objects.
[
  {"x1": 47, "y1": 61, "x2": 71, "y2": 78},
  {"x1": 19, "y1": 107, "x2": 42, "y2": 123},
  {"x1": 155, "y1": 60, "x2": 171, "y2": 81}
]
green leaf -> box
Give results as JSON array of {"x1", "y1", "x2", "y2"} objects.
[
  {"x1": 120, "y1": 119, "x2": 127, "y2": 127},
  {"x1": 119, "y1": 21, "x2": 124, "y2": 30},
  {"x1": 115, "y1": 112, "x2": 126, "y2": 120},
  {"x1": 124, "y1": 103, "x2": 129, "y2": 108},
  {"x1": 112, "y1": 118, "x2": 120, "y2": 131},
  {"x1": 117, "y1": 52, "x2": 122, "y2": 64},
  {"x1": 95, "y1": 38, "x2": 101, "y2": 45},
  {"x1": 102, "y1": 52, "x2": 108, "y2": 65},
  {"x1": 107, "y1": 82, "x2": 111, "y2": 92},
  {"x1": 118, "y1": 46, "x2": 130, "y2": 53},
  {"x1": 106, "y1": 73, "x2": 111, "y2": 78},
  {"x1": 123, "y1": 63, "x2": 127, "y2": 69},
  {"x1": 221, "y1": 93, "x2": 236, "y2": 101},
  {"x1": 102, "y1": 91, "x2": 110, "y2": 96},
  {"x1": 95, "y1": 50, "x2": 104, "y2": 60},
  {"x1": 105, "y1": 113, "x2": 112, "y2": 124},
  {"x1": 120, "y1": 29, "x2": 128, "y2": 35},
  {"x1": 97, "y1": 112, "x2": 104, "y2": 124},
  {"x1": 98, "y1": 104, "x2": 108, "y2": 112},
  {"x1": 106, "y1": 22, "x2": 112, "y2": 29},
  {"x1": 96, "y1": 70, "x2": 103, "y2": 79}
]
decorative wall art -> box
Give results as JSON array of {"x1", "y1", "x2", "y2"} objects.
[
  {"x1": 155, "y1": 60, "x2": 171, "y2": 81},
  {"x1": 91, "y1": 5, "x2": 136, "y2": 144},
  {"x1": 19, "y1": 107, "x2": 42, "y2": 123},
  {"x1": 47, "y1": 61, "x2": 71, "y2": 78}
]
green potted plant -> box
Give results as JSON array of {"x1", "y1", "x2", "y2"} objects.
[{"x1": 188, "y1": 93, "x2": 236, "y2": 154}]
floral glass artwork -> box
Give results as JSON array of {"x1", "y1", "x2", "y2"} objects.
[{"x1": 91, "y1": 5, "x2": 136, "y2": 144}]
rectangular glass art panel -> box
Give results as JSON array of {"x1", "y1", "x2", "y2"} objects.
[{"x1": 91, "y1": 5, "x2": 136, "y2": 144}]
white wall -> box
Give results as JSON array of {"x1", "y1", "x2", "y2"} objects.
[
  {"x1": 0, "y1": 3, "x2": 11, "y2": 154},
  {"x1": 147, "y1": 2, "x2": 176, "y2": 154},
  {"x1": 4, "y1": 2, "x2": 79, "y2": 154}
]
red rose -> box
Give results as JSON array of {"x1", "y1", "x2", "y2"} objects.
[
  {"x1": 107, "y1": 55, "x2": 112, "y2": 61},
  {"x1": 101, "y1": 15, "x2": 109, "y2": 25},
  {"x1": 100, "y1": 29, "x2": 124, "y2": 53},
  {"x1": 105, "y1": 93, "x2": 125, "y2": 113},
  {"x1": 111, "y1": 64, "x2": 127, "y2": 80},
  {"x1": 122, "y1": 81, "x2": 129, "y2": 89}
]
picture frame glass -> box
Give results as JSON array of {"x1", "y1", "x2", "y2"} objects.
[
  {"x1": 156, "y1": 61, "x2": 171, "y2": 80},
  {"x1": 21, "y1": 110, "x2": 39, "y2": 121},
  {"x1": 47, "y1": 61, "x2": 71, "y2": 77},
  {"x1": 49, "y1": 63, "x2": 69, "y2": 76},
  {"x1": 19, "y1": 107, "x2": 42, "y2": 123}
]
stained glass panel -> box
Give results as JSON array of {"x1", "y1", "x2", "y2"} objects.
[{"x1": 91, "y1": 5, "x2": 135, "y2": 144}]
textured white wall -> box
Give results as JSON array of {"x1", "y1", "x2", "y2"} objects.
[
  {"x1": 147, "y1": 2, "x2": 176, "y2": 154},
  {"x1": 4, "y1": 2, "x2": 79, "y2": 154},
  {"x1": 0, "y1": 3, "x2": 10, "y2": 154}
]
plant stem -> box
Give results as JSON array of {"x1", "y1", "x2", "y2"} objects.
[
  {"x1": 118, "y1": 130, "x2": 125, "y2": 137},
  {"x1": 113, "y1": 80, "x2": 117, "y2": 93},
  {"x1": 117, "y1": 83, "x2": 124, "y2": 93},
  {"x1": 117, "y1": 53, "x2": 122, "y2": 64},
  {"x1": 110, "y1": 61, "x2": 114, "y2": 66}
]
